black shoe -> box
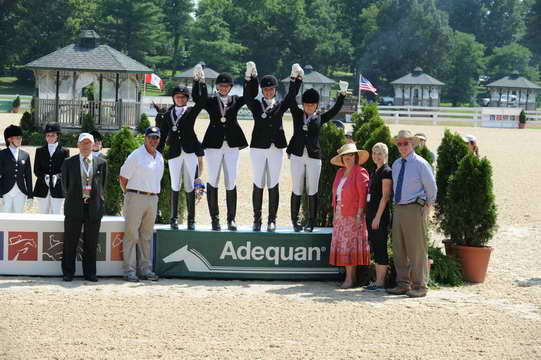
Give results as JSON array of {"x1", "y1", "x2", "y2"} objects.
[
  {"x1": 291, "y1": 193, "x2": 302, "y2": 232},
  {"x1": 186, "y1": 190, "x2": 196, "y2": 230},
  {"x1": 62, "y1": 275, "x2": 73, "y2": 282},
  {"x1": 304, "y1": 194, "x2": 318, "y2": 232},
  {"x1": 226, "y1": 187, "x2": 237, "y2": 231},
  {"x1": 84, "y1": 275, "x2": 98, "y2": 282},
  {"x1": 170, "y1": 190, "x2": 179, "y2": 229},
  {"x1": 267, "y1": 185, "x2": 279, "y2": 233},
  {"x1": 206, "y1": 183, "x2": 220, "y2": 231},
  {"x1": 252, "y1": 185, "x2": 263, "y2": 232}
]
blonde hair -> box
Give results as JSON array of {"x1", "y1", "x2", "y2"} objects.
[{"x1": 372, "y1": 142, "x2": 389, "y2": 163}]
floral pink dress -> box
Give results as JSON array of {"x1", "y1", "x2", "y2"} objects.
[{"x1": 329, "y1": 171, "x2": 371, "y2": 266}]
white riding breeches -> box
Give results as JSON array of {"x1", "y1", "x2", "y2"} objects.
[
  {"x1": 36, "y1": 193, "x2": 64, "y2": 214},
  {"x1": 168, "y1": 152, "x2": 198, "y2": 192},
  {"x1": 205, "y1": 142, "x2": 240, "y2": 190},
  {"x1": 2, "y1": 184, "x2": 27, "y2": 213},
  {"x1": 250, "y1": 145, "x2": 283, "y2": 189},
  {"x1": 290, "y1": 148, "x2": 322, "y2": 196}
]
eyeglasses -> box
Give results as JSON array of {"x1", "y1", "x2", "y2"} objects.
[{"x1": 396, "y1": 142, "x2": 410, "y2": 147}]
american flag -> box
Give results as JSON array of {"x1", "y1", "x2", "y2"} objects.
[{"x1": 359, "y1": 74, "x2": 378, "y2": 95}]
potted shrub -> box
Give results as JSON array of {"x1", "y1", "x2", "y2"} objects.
[
  {"x1": 519, "y1": 110, "x2": 527, "y2": 129},
  {"x1": 444, "y1": 153, "x2": 497, "y2": 283},
  {"x1": 435, "y1": 130, "x2": 470, "y2": 255},
  {"x1": 11, "y1": 96, "x2": 21, "y2": 113}
]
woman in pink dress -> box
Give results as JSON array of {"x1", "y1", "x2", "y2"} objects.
[{"x1": 329, "y1": 143, "x2": 370, "y2": 288}]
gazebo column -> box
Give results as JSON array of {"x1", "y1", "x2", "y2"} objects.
[
  {"x1": 71, "y1": 72, "x2": 77, "y2": 126},
  {"x1": 506, "y1": 88, "x2": 510, "y2": 108},
  {"x1": 525, "y1": 90, "x2": 530, "y2": 110},
  {"x1": 115, "y1": 73, "x2": 121, "y2": 127},
  {"x1": 55, "y1": 71, "x2": 60, "y2": 123},
  {"x1": 98, "y1": 74, "x2": 103, "y2": 125}
]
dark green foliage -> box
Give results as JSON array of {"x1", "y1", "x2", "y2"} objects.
[
  {"x1": 104, "y1": 128, "x2": 142, "y2": 215},
  {"x1": 137, "y1": 113, "x2": 151, "y2": 134},
  {"x1": 428, "y1": 246, "x2": 464, "y2": 286},
  {"x1": 19, "y1": 111, "x2": 34, "y2": 132},
  {"x1": 21, "y1": 130, "x2": 44, "y2": 147},
  {"x1": 353, "y1": 102, "x2": 384, "y2": 149},
  {"x1": 12, "y1": 96, "x2": 21, "y2": 109},
  {"x1": 362, "y1": 125, "x2": 399, "y2": 174},
  {"x1": 415, "y1": 145, "x2": 435, "y2": 168},
  {"x1": 445, "y1": 153, "x2": 498, "y2": 246},
  {"x1": 435, "y1": 129, "x2": 469, "y2": 231},
  {"x1": 81, "y1": 112, "x2": 97, "y2": 134},
  {"x1": 519, "y1": 110, "x2": 527, "y2": 124}
]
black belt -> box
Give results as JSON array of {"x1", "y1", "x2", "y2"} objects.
[{"x1": 126, "y1": 189, "x2": 158, "y2": 196}]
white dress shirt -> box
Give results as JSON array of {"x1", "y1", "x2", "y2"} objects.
[{"x1": 120, "y1": 145, "x2": 164, "y2": 194}]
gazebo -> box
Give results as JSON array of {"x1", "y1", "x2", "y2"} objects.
[
  {"x1": 174, "y1": 62, "x2": 220, "y2": 91},
  {"x1": 24, "y1": 30, "x2": 151, "y2": 130},
  {"x1": 486, "y1": 71, "x2": 540, "y2": 110},
  {"x1": 391, "y1": 67, "x2": 444, "y2": 107},
  {"x1": 281, "y1": 65, "x2": 336, "y2": 107}
]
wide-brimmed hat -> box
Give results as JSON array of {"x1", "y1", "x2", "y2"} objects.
[
  {"x1": 393, "y1": 130, "x2": 419, "y2": 144},
  {"x1": 330, "y1": 143, "x2": 369, "y2": 167},
  {"x1": 414, "y1": 132, "x2": 427, "y2": 141}
]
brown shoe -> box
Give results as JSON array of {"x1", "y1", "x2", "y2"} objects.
[
  {"x1": 386, "y1": 286, "x2": 410, "y2": 295},
  {"x1": 406, "y1": 288, "x2": 427, "y2": 298}
]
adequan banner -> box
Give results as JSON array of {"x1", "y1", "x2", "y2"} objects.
[{"x1": 155, "y1": 227, "x2": 341, "y2": 280}]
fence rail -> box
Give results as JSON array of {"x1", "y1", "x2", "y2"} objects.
[{"x1": 378, "y1": 105, "x2": 541, "y2": 126}]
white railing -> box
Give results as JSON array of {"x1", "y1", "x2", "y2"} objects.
[{"x1": 378, "y1": 105, "x2": 541, "y2": 126}]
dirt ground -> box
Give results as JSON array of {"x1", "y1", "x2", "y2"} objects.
[{"x1": 0, "y1": 113, "x2": 540, "y2": 359}]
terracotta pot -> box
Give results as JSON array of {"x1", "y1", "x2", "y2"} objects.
[
  {"x1": 454, "y1": 245, "x2": 493, "y2": 283},
  {"x1": 443, "y1": 240, "x2": 456, "y2": 257},
  {"x1": 11, "y1": 107, "x2": 20, "y2": 113},
  {"x1": 518, "y1": 122, "x2": 526, "y2": 129}
]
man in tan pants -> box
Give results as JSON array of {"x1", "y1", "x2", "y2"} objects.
[
  {"x1": 119, "y1": 127, "x2": 164, "y2": 282},
  {"x1": 387, "y1": 130, "x2": 437, "y2": 298}
]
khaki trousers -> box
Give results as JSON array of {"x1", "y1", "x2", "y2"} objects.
[
  {"x1": 392, "y1": 203, "x2": 428, "y2": 290},
  {"x1": 122, "y1": 192, "x2": 158, "y2": 276}
]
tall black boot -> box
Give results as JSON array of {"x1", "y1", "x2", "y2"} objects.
[
  {"x1": 170, "y1": 190, "x2": 179, "y2": 229},
  {"x1": 226, "y1": 187, "x2": 237, "y2": 231},
  {"x1": 267, "y1": 184, "x2": 279, "y2": 232},
  {"x1": 252, "y1": 185, "x2": 263, "y2": 231},
  {"x1": 291, "y1": 193, "x2": 303, "y2": 232},
  {"x1": 304, "y1": 194, "x2": 318, "y2": 232},
  {"x1": 206, "y1": 183, "x2": 220, "y2": 231},
  {"x1": 186, "y1": 190, "x2": 196, "y2": 230}
]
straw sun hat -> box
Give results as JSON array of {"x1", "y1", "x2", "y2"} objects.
[
  {"x1": 393, "y1": 129, "x2": 420, "y2": 144},
  {"x1": 330, "y1": 143, "x2": 369, "y2": 167}
]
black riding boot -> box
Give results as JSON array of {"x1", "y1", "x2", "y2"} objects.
[
  {"x1": 267, "y1": 184, "x2": 279, "y2": 232},
  {"x1": 170, "y1": 190, "x2": 179, "y2": 229},
  {"x1": 304, "y1": 194, "x2": 318, "y2": 232},
  {"x1": 291, "y1": 193, "x2": 303, "y2": 232},
  {"x1": 252, "y1": 185, "x2": 263, "y2": 231},
  {"x1": 186, "y1": 190, "x2": 196, "y2": 230},
  {"x1": 226, "y1": 187, "x2": 237, "y2": 231},
  {"x1": 206, "y1": 183, "x2": 221, "y2": 231}
]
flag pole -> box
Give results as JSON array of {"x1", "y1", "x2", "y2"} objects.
[{"x1": 357, "y1": 73, "x2": 362, "y2": 113}]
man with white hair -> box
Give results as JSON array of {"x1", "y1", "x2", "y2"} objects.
[{"x1": 61, "y1": 133, "x2": 107, "y2": 282}]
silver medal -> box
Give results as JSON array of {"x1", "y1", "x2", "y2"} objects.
[
  {"x1": 221, "y1": 117, "x2": 226, "y2": 123},
  {"x1": 302, "y1": 124, "x2": 308, "y2": 131},
  {"x1": 172, "y1": 126, "x2": 177, "y2": 132},
  {"x1": 261, "y1": 113, "x2": 267, "y2": 119}
]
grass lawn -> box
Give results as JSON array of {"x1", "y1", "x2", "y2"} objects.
[{"x1": 0, "y1": 77, "x2": 33, "y2": 96}]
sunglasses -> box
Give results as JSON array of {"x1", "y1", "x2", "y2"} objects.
[{"x1": 396, "y1": 142, "x2": 410, "y2": 147}]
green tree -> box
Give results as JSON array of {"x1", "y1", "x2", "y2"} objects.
[
  {"x1": 524, "y1": 0, "x2": 541, "y2": 63},
  {"x1": 486, "y1": 42, "x2": 540, "y2": 82},
  {"x1": 478, "y1": 0, "x2": 528, "y2": 53},
  {"x1": 362, "y1": 124, "x2": 399, "y2": 174},
  {"x1": 446, "y1": 153, "x2": 497, "y2": 246},
  {"x1": 0, "y1": 0, "x2": 19, "y2": 72},
  {"x1": 97, "y1": 0, "x2": 167, "y2": 65},
  {"x1": 445, "y1": 31, "x2": 486, "y2": 106},
  {"x1": 437, "y1": 0, "x2": 484, "y2": 38},
  {"x1": 161, "y1": 0, "x2": 194, "y2": 76},
  {"x1": 105, "y1": 128, "x2": 142, "y2": 215}
]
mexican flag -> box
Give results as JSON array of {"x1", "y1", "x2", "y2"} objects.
[{"x1": 145, "y1": 73, "x2": 164, "y2": 91}]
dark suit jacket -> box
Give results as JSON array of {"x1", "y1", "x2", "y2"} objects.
[
  {"x1": 157, "y1": 80, "x2": 208, "y2": 159},
  {"x1": 245, "y1": 78, "x2": 302, "y2": 149},
  {"x1": 33, "y1": 144, "x2": 70, "y2": 198},
  {"x1": 286, "y1": 92, "x2": 345, "y2": 159},
  {"x1": 202, "y1": 88, "x2": 248, "y2": 149},
  {"x1": 61, "y1": 153, "x2": 107, "y2": 220},
  {"x1": 0, "y1": 147, "x2": 33, "y2": 198}
]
